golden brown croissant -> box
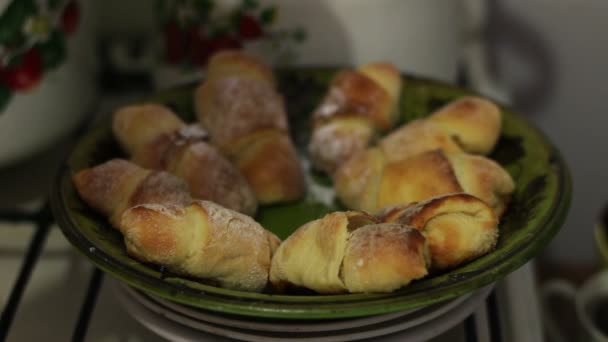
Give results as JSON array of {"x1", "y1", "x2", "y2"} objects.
[
  {"x1": 379, "y1": 119, "x2": 464, "y2": 163},
  {"x1": 426, "y1": 96, "x2": 502, "y2": 155},
  {"x1": 73, "y1": 159, "x2": 280, "y2": 292},
  {"x1": 72, "y1": 159, "x2": 192, "y2": 227},
  {"x1": 308, "y1": 63, "x2": 402, "y2": 174},
  {"x1": 112, "y1": 104, "x2": 257, "y2": 215},
  {"x1": 380, "y1": 97, "x2": 501, "y2": 163},
  {"x1": 334, "y1": 149, "x2": 514, "y2": 217},
  {"x1": 270, "y1": 211, "x2": 429, "y2": 294},
  {"x1": 205, "y1": 49, "x2": 275, "y2": 85},
  {"x1": 194, "y1": 52, "x2": 305, "y2": 204},
  {"x1": 380, "y1": 193, "x2": 498, "y2": 270},
  {"x1": 121, "y1": 200, "x2": 281, "y2": 292}
]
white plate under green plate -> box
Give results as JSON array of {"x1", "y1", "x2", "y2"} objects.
[{"x1": 51, "y1": 67, "x2": 571, "y2": 319}]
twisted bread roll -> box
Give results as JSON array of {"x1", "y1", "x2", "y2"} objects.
[
  {"x1": 72, "y1": 159, "x2": 191, "y2": 227},
  {"x1": 308, "y1": 63, "x2": 402, "y2": 174},
  {"x1": 426, "y1": 96, "x2": 501, "y2": 155},
  {"x1": 205, "y1": 50, "x2": 275, "y2": 85},
  {"x1": 270, "y1": 211, "x2": 429, "y2": 294},
  {"x1": 73, "y1": 159, "x2": 280, "y2": 292},
  {"x1": 380, "y1": 193, "x2": 498, "y2": 270},
  {"x1": 194, "y1": 52, "x2": 305, "y2": 204},
  {"x1": 335, "y1": 149, "x2": 514, "y2": 217},
  {"x1": 112, "y1": 104, "x2": 257, "y2": 215},
  {"x1": 380, "y1": 96, "x2": 501, "y2": 163},
  {"x1": 121, "y1": 200, "x2": 280, "y2": 292}
]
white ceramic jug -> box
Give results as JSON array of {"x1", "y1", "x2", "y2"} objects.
[{"x1": 0, "y1": 0, "x2": 97, "y2": 166}]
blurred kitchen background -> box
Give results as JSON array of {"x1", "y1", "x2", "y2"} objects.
[{"x1": 1, "y1": 0, "x2": 607, "y2": 340}]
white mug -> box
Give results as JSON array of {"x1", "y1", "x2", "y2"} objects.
[{"x1": 542, "y1": 271, "x2": 608, "y2": 342}]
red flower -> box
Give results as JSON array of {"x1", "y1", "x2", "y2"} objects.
[
  {"x1": 188, "y1": 28, "x2": 212, "y2": 66},
  {"x1": 164, "y1": 22, "x2": 187, "y2": 64},
  {"x1": 61, "y1": 1, "x2": 80, "y2": 35},
  {"x1": 2, "y1": 49, "x2": 43, "y2": 92},
  {"x1": 209, "y1": 35, "x2": 243, "y2": 53},
  {"x1": 238, "y1": 15, "x2": 263, "y2": 40}
]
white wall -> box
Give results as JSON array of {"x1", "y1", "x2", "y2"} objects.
[{"x1": 491, "y1": 0, "x2": 608, "y2": 265}]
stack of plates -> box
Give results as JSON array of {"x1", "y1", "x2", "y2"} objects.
[{"x1": 113, "y1": 279, "x2": 493, "y2": 342}]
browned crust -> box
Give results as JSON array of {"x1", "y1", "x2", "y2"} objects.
[
  {"x1": 128, "y1": 170, "x2": 192, "y2": 213},
  {"x1": 120, "y1": 204, "x2": 184, "y2": 265},
  {"x1": 112, "y1": 104, "x2": 185, "y2": 156},
  {"x1": 312, "y1": 70, "x2": 393, "y2": 131},
  {"x1": 166, "y1": 141, "x2": 257, "y2": 215},
  {"x1": 379, "y1": 193, "x2": 499, "y2": 270},
  {"x1": 121, "y1": 200, "x2": 277, "y2": 292},
  {"x1": 376, "y1": 150, "x2": 463, "y2": 211},
  {"x1": 379, "y1": 119, "x2": 463, "y2": 163},
  {"x1": 406, "y1": 193, "x2": 489, "y2": 228},
  {"x1": 72, "y1": 159, "x2": 150, "y2": 224},
  {"x1": 233, "y1": 131, "x2": 305, "y2": 204},
  {"x1": 342, "y1": 223, "x2": 429, "y2": 292},
  {"x1": 447, "y1": 153, "x2": 515, "y2": 217},
  {"x1": 194, "y1": 77, "x2": 288, "y2": 149},
  {"x1": 269, "y1": 212, "x2": 350, "y2": 293},
  {"x1": 427, "y1": 96, "x2": 501, "y2": 155},
  {"x1": 308, "y1": 118, "x2": 375, "y2": 174},
  {"x1": 333, "y1": 147, "x2": 387, "y2": 211},
  {"x1": 206, "y1": 50, "x2": 275, "y2": 85}
]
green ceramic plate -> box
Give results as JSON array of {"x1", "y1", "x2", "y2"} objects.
[{"x1": 51, "y1": 68, "x2": 571, "y2": 319}]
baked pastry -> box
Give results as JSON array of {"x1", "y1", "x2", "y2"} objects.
[
  {"x1": 205, "y1": 49, "x2": 275, "y2": 85},
  {"x1": 379, "y1": 119, "x2": 464, "y2": 163},
  {"x1": 72, "y1": 50, "x2": 515, "y2": 295},
  {"x1": 121, "y1": 200, "x2": 280, "y2": 292},
  {"x1": 380, "y1": 193, "x2": 499, "y2": 270},
  {"x1": 72, "y1": 159, "x2": 191, "y2": 227},
  {"x1": 112, "y1": 104, "x2": 257, "y2": 215},
  {"x1": 194, "y1": 53, "x2": 305, "y2": 204},
  {"x1": 270, "y1": 211, "x2": 429, "y2": 293},
  {"x1": 73, "y1": 159, "x2": 280, "y2": 292},
  {"x1": 380, "y1": 97, "x2": 501, "y2": 163},
  {"x1": 426, "y1": 96, "x2": 502, "y2": 155},
  {"x1": 334, "y1": 149, "x2": 514, "y2": 217},
  {"x1": 308, "y1": 63, "x2": 402, "y2": 174}
]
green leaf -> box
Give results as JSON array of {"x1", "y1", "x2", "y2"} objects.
[
  {"x1": 229, "y1": 9, "x2": 244, "y2": 28},
  {"x1": 40, "y1": 30, "x2": 66, "y2": 70},
  {"x1": 47, "y1": 0, "x2": 63, "y2": 10},
  {"x1": 292, "y1": 27, "x2": 307, "y2": 42},
  {"x1": 0, "y1": 0, "x2": 38, "y2": 46},
  {"x1": 0, "y1": 85, "x2": 12, "y2": 113},
  {"x1": 242, "y1": 0, "x2": 259, "y2": 11},
  {"x1": 191, "y1": 0, "x2": 214, "y2": 15},
  {"x1": 259, "y1": 6, "x2": 276, "y2": 25}
]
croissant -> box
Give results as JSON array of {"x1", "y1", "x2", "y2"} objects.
[
  {"x1": 72, "y1": 159, "x2": 192, "y2": 227},
  {"x1": 334, "y1": 149, "x2": 515, "y2": 217},
  {"x1": 205, "y1": 49, "x2": 275, "y2": 85},
  {"x1": 270, "y1": 211, "x2": 429, "y2": 294},
  {"x1": 380, "y1": 193, "x2": 499, "y2": 270},
  {"x1": 380, "y1": 96, "x2": 501, "y2": 163},
  {"x1": 426, "y1": 96, "x2": 502, "y2": 155},
  {"x1": 308, "y1": 63, "x2": 402, "y2": 174},
  {"x1": 73, "y1": 159, "x2": 280, "y2": 292},
  {"x1": 121, "y1": 200, "x2": 280, "y2": 292},
  {"x1": 112, "y1": 104, "x2": 257, "y2": 215},
  {"x1": 194, "y1": 52, "x2": 305, "y2": 204}
]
